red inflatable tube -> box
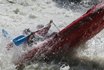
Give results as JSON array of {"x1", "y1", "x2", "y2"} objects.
[{"x1": 16, "y1": 3, "x2": 104, "y2": 65}]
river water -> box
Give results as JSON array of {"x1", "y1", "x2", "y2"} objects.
[{"x1": 0, "y1": 0, "x2": 104, "y2": 70}]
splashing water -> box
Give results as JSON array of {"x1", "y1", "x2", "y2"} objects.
[{"x1": 0, "y1": 0, "x2": 104, "y2": 70}]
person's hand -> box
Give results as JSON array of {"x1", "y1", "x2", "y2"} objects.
[
  {"x1": 48, "y1": 20, "x2": 53, "y2": 26},
  {"x1": 50, "y1": 20, "x2": 53, "y2": 23}
]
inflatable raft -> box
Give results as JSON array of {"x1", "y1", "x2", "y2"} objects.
[{"x1": 16, "y1": 3, "x2": 104, "y2": 66}]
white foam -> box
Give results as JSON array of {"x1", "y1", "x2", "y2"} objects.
[{"x1": 0, "y1": 0, "x2": 103, "y2": 70}]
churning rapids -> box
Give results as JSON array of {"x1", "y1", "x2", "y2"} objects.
[{"x1": 0, "y1": 0, "x2": 104, "y2": 70}]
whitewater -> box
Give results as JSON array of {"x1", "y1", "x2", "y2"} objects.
[{"x1": 0, "y1": 0, "x2": 104, "y2": 70}]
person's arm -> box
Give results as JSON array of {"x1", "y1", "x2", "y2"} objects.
[{"x1": 35, "y1": 20, "x2": 53, "y2": 36}]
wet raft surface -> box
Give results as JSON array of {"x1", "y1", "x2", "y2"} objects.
[{"x1": 0, "y1": 0, "x2": 104, "y2": 70}]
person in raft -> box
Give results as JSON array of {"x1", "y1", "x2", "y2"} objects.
[{"x1": 6, "y1": 20, "x2": 54, "y2": 50}]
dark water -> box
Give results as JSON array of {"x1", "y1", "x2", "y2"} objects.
[{"x1": 53, "y1": 0, "x2": 101, "y2": 11}]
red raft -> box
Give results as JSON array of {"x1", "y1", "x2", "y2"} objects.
[{"x1": 16, "y1": 3, "x2": 104, "y2": 65}]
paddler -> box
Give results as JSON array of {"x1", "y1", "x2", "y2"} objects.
[
  {"x1": 6, "y1": 20, "x2": 53, "y2": 50},
  {"x1": 25, "y1": 20, "x2": 53, "y2": 46}
]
